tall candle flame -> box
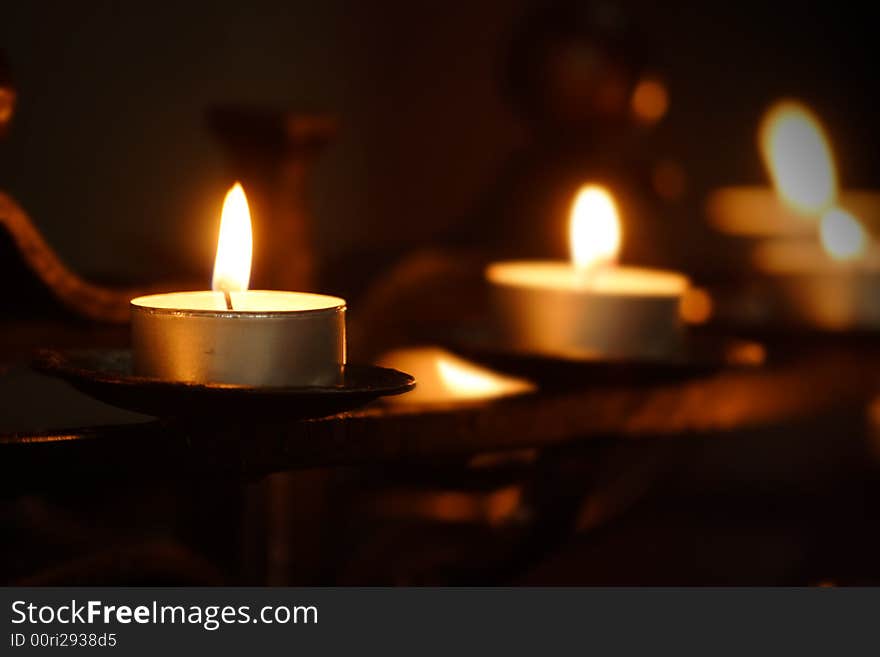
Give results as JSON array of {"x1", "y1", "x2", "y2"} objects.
[
  {"x1": 569, "y1": 184, "x2": 621, "y2": 271},
  {"x1": 212, "y1": 182, "x2": 253, "y2": 293}
]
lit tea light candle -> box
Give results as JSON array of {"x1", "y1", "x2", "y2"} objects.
[
  {"x1": 708, "y1": 101, "x2": 880, "y2": 330},
  {"x1": 751, "y1": 209, "x2": 880, "y2": 329},
  {"x1": 486, "y1": 185, "x2": 689, "y2": 359},
  {"x1": 131, "y1": 183, "x2": 345, "y2": 386},
  {"x1": 707, "y1": 100, "x2": 880, "y2": 237}
]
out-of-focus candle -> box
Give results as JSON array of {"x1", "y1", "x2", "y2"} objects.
[
  {"x1": 750, "y1": 214, "x2": 880, "y2": 329},
  {"x1": 707, "y1": 100, "x2": 880, "y2": 330},
  {"x1": 131, "y1": 183, "x2": 346, "y2": 386},
  {"x1": 707, "y1": 101, "x2": 880, "y2": 237},
  {"x1": 486, "y1": 185, "x2": 689, "y2": 359}
]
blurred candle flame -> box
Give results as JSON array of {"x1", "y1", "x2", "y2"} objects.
[
  {"x1": 569, "y1": 184, "x2": 621, "y2": 271},
  {"x1": 759, "y1": 100, "x2": 837, "y2": 215},
  {"x1": 212, "y1": 182, "x2": 253, "y2": 293},
  {"x1": 761, "y1": 100, "x2": 872, "y2": 262},
  {"x1": 819, "y1": 207, "x2": 868, "y2": 261}
]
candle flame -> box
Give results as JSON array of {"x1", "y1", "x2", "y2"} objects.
[
  {"x1": 759, "y1": 100, "x2": 873, "y2": 261},
  {"x1": 212, "y1": 182, "x2": 253, "y2": 293},
  {"x1": 569, "y1": 184, "x2": 621, "y2": 271},
  {"x1": 819, "y1": 206, "x2": 868, "y2": 261},
  {"x1": 759, "y1": 100, "x2": 837, "y2": 215}
]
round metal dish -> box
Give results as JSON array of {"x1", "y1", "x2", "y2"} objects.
[
  {"x1": 34, "y1": 348, "x2": 415, "y2": 419},
  {"x1": 448, "y1": 331, "x2": 765, "y2": 389}
]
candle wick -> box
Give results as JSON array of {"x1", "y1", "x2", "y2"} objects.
[{"x1": 223, "y1": 289, "x2": 234, "y2": 311}]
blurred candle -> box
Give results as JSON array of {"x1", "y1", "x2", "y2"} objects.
[
  {"x1": 751, "y1": 215, "x2": 880, "y2": 330},
  {"x1": 486, "y1": 184, "x2": 689, "y2": 359},
  {"x1": 707, "y1": 101, "x2": 880, "y2": 330},
  {"x1": 707, "y1": 100, "x2": 880, "y2": 238}
]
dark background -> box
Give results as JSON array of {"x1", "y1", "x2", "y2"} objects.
[
  {"x1": 3, "y1": 0, "x2": 880, "y2": 587},
  {"x1": 1, "y1": 0, "x2": 879, "y2": 285}
]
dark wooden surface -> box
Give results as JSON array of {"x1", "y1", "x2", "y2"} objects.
[
  {"x1": 3, "y1": 321, "x2": 880, "y2": 585},
  {"x1": 3, "y1": 323, "x2": 880, "y2": 486}
]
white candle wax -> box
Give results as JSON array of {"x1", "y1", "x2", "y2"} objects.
[
  {"x1": 486, "y1": 261, "x2": 688, "y2": 359},
  {"x1": 131, "y1": 290, "x2": 346, "y2": 386}
]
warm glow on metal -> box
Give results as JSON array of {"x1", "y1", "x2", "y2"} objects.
[
  {"x1": 569, "y1": 184, "x2": 622, "y2": 270},
  {"x1": 819, "y1": 206, "x2": 868, "y2": 261},
  {"x1": 759, "y1": 100, "x2": 837, "y2": 215},
  {"x1": 212, "y1": 182, "x2": 253, "y2": 293},
  {"x1": 377, "y1": 347, "x2": 533, "y2": 404},
  {"x1": 436, "y1": 355, "x2": 528, "y2": 399}
]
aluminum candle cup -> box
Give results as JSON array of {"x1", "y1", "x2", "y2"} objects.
[
  {"x1": 750, "y1": 240, "x2": 880, "y2": 330},
  {"x1": 486, "y1": 262, "x2": 689, "y2": 359},
  {"x1": 131, "y1": 290, "x2": 346, "y2": 386}
]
